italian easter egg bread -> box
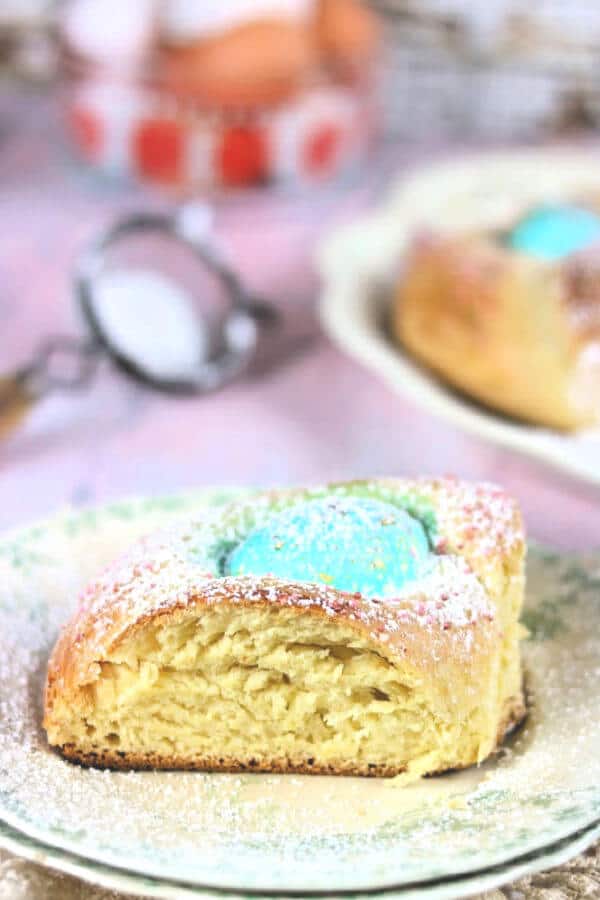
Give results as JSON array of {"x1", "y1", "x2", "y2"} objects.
[
  {"x1": 395, "y1": 204, "x2": 600, "y2": 431},
  {"x1": 44, "y1": 479, "x2": 526, "y2": 777}
]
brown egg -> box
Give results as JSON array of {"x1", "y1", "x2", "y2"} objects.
[
  {"x1": 317, "y1": 0, "x2": 379, "y2": 68},
  {"x1": 162, "y1": 19, "x2": 318, "y2": 110}
]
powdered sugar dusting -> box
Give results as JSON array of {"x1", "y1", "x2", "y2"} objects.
[
  {"x1": 387, "y1": 555, "x2": 494, "y2": 631},
  {"x1": 0, "y1": 504, "x2": 598, "y2": 892},
  {"x1": 64, "y1": 480, "x2": 513, "y2": 675},
  {"x1": 420, "y1": 477, "x2": 521, "y2": 565}
]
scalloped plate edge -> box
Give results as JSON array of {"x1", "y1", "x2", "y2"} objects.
[
  {"x1": 318, "y1": 148, "x2": 600, "y2": 486},
  {"x1": 1, "y1": 817, "x2": 599, "y2": 900}
]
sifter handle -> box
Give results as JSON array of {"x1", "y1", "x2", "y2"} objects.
[
  {"x1": 0, "y1": 374, "x2": 36, "y2": 439},
  {"x1": 0, "y1": 337, "x2": 100, "y2": 439}
]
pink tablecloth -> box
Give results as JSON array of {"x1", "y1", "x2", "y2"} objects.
[{"x1": 1, "y1": 88, "x2": 600, "y2": 549}]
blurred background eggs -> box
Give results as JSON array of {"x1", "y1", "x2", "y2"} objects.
[
  {"x1": 158, "y1": 0, "x2": 318, "y2": 44},
  {"x1": 61, "y1": 0, "x2": 158, "y2": 66},
  {"x1": 161, "y1": 20, "x2": 319, "y2": 110},
  {"x1": 58, "y1": 0, "x2": 381, "y2": 190},
  {"x1": 159, "y1": 0, "x2": 379, "y2": 110},
  {"x1": 317, "y1": 0, "x2": 379, "y2": 72}
]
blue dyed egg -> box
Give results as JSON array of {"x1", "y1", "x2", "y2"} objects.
[
  {"x1": 507, "y1": 204, "x2": 600, "y2": 261},
  {"x1": 226, "y1": 497, "x2": 431, "y2": 596}
]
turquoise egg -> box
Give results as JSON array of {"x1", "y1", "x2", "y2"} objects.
[
  {"x1": 506, "y1": 204, "x2": 600, "y2": 261},
  {"x1": 226, "y1": 497, "x2": 431, "y2": 596}
]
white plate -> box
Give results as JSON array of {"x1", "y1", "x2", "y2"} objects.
[
  {"x1": 1, "y1": 816, "x2": 599, "y2": 900},
  {"x1": 318, "y1": 149, "x2": 600, "y2": 486},
  {"x1": 1, "y1": 493, "x2": 599, "y2": 893}
]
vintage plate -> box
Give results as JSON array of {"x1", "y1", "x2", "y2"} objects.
[
  {"x1": 1, "y1": 493, "x2": 599, "y2": 893},
  {"x1": 318, "y1": 149, "x2": 600, "y2": 486},
  {"x1": 1, "y1": 817, "x2": 600, "y2": 900}
]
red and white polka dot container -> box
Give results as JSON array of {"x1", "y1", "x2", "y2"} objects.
[{"x1": 58, "y1": 1, "x2": 381, "y2": 193}]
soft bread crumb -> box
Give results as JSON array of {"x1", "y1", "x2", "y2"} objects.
[{"x1": 43, "y1": 479, "x2": 526, "y2": 776}]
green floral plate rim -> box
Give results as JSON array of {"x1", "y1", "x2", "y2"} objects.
[
  {"x1": 0, "y1": 491, "x2": 599, "y2": 894},
  {"x1": 1, "y1": 816, "x2": 599, "y2": 900}
]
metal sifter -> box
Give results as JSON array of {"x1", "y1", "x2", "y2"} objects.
[{"x1": 0, "y1": 204, "x2": 299, "y2": 438}]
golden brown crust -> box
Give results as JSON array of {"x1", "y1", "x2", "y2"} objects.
[
  {"x1": 50, "y1": 747, "x2": 411, "y2": 776},
  {"x1": 395, "y1": 233, "x2": 600, "y2": 430},
  {"x1": 43, "y1": 478, "x2": 525, "y2": 775}
]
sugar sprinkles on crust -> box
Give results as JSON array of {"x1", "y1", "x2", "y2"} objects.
[
  {"x1": 62, "y1": 478, "x2": 520, "y2": 674},
  {"x1": 417, "y1": 477, "x2": 521, "y2": 559}
]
